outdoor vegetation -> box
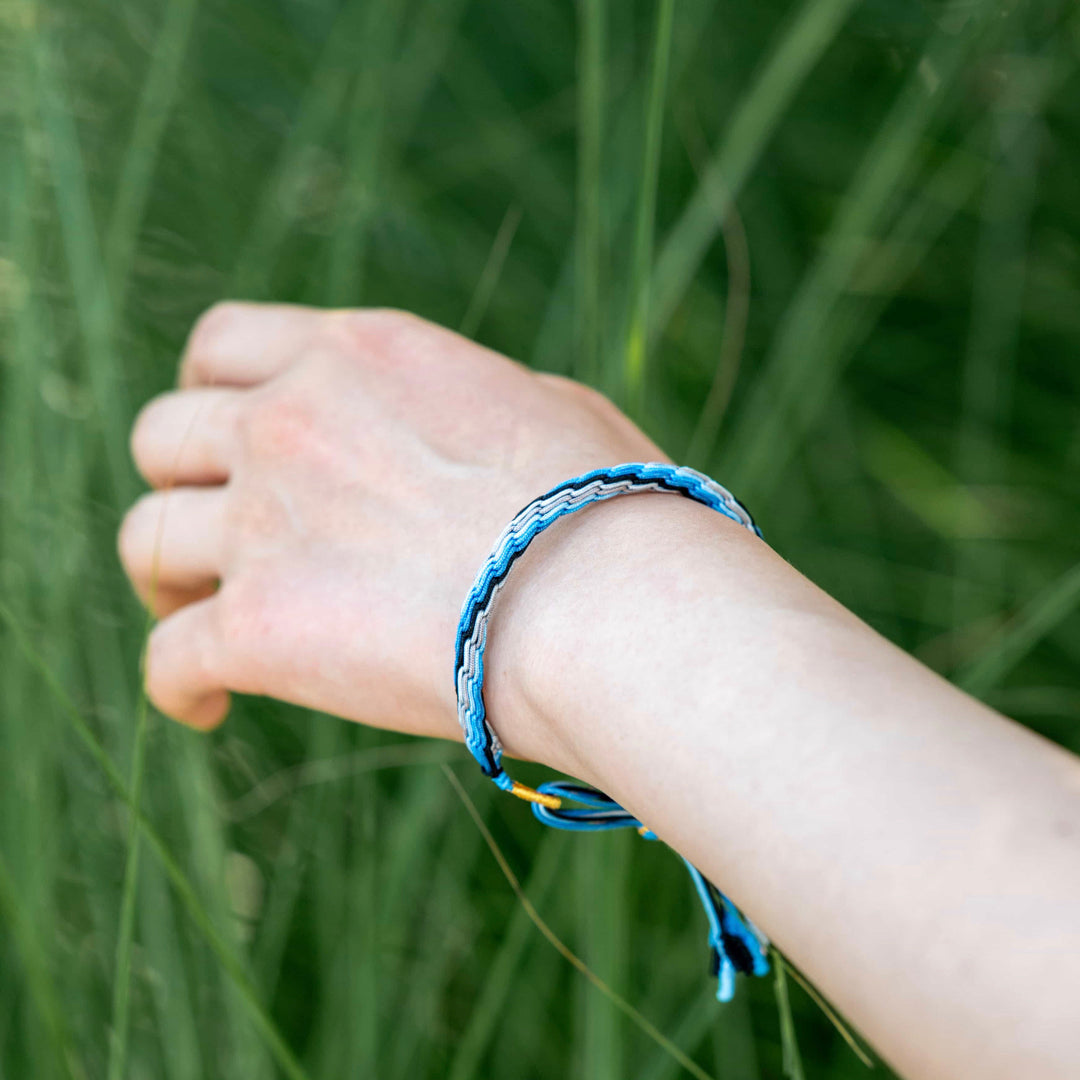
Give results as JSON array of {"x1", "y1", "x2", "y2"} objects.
[{"x1": 1, "y1": 0, "x2": 1079, "y2": 1077}]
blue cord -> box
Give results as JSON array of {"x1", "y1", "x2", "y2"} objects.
[{"x1": 453, "y1": 462, "x2": 769, "y2": 1001}]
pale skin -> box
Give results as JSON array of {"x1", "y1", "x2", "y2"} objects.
[{"x1": 119, "y1": 302, "x2": 1080, "y2": 1080}]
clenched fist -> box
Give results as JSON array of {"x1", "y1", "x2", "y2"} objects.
[{"x1": 119, "y1": 303, "x2": 661, "y2": 749}]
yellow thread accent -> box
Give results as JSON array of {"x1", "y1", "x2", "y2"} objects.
[
  {"x1": 509, "y1": 781, "x2": 563, "y2": 810},
  {"x1": 637, "y1": 825, "x2": 652, "y2": 837}
]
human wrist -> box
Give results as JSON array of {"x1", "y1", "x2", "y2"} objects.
[{"x1": 480, "y1": 491, "x2": 764, "y2": 784}]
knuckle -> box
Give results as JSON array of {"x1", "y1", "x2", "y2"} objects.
[
  {"x1": 352, "y1": 306, "x2": 419, "y2": 332},
  {"x1": 236, "y1": 388, "x2": 317, "y2": 459},
  {"x1": 318, "y1": 308, "x2": 369, "y2": 350},
  {"x1": 296, "y1": 343, "x2": 347, "y2": 386},
  {"x1": 182, "y1": 301, "x2": 246, "y2": 380},
  {"x1": 191, "y1": 300, "x2": 244, "y2": 348},
  {"x1": 342, "y1": 307, "x2": 429, "y2": 356}
]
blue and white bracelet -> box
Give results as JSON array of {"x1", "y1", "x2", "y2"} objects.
[{"x1": 454, "y1": 462, "x2": 770, "y2": 1002}]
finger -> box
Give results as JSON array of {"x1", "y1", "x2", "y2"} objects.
[
  {"x1": 180, "y1": 301, "x2": 335, "y2": 389},
  {"x1": 119, "y1": 488, "x2": 226, "y2": 599},
  {"x1": 145, "y1": 595, "x2": 231, "y2": 729},
  {"x1": 131, "y1": 387, "x2": 240, "y2": 488}
]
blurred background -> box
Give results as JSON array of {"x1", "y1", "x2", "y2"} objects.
[{"x1": 2, "y1": 0, "x2": 1079, "y2": 1077}]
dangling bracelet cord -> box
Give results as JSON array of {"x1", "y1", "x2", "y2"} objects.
[{"x1": 454, "y1": 462, "x2": 770, "y2": 1001}]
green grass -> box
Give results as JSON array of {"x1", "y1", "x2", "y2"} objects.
[{"x1": 2, "y1": 1, "x2": 1080, "y2": 1077}]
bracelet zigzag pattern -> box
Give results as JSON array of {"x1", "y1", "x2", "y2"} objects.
[{"x1": 454, "y1": 462, "x2": 770, "y2": 1001}]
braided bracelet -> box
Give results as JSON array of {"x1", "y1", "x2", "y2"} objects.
[{"x1": 454, "y1": 462, "x2": 770, "y2": 1002}]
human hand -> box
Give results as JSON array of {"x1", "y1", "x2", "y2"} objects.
[{"x1": 119, "y1": 303, "x2": 663, "y2": 751}]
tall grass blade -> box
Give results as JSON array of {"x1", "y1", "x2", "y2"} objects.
[
  {"x1": 325, "y1": 3, "x2": 406, "y2": 306},
  {"x1": 104, "y1": 629, "x2": 153, "y2": 1080},
  {"x1": 952, "y1": 46, "x2": 1053, "y2": 627},
  {"x1": 575, "y1": 0, "x2": 605, "y2": 384},
  {"x1": 773, "y1": 952, "x2": 805, "y2": 1080},
  {"x1": 227, "y1": 740, "x2": 459, "y2": 822},
  {"x1": 442, "y1": 765, "x2": 717, "y2": 1080},
  {"x1": 106, "y1": 0, "x2": 201, "y2": 310},
  {"x1": 723, "y1": 1, "x2": 1000, "y2": 498},
  {"x1": 0, "y1": 601, "x2": 311, "y2": 1080},
  {"x1": 956, "y1": 561, "x2": 1080, "y2": 697},
  {"x1": 652, "y1": 0, "x2": 860, "y2": 336},
  {"x1": 460, "y1": 202, "x2": 523, "y2": 338},
  {"x1": 0, "y1": 850, "x2": 81, "y2": 1080},
  {"x1": 576, "y1": 833, "x2": 631, "y2": 1080},
  {"x1": 676, "y1": 102, "x2": 751, "y2": 464},
  {"x1": 623, "y1": 0, "x2": 675, "y2": 415},
  {"x1": 235, "y1": 0, "x2": 370, "y2": 296},
  {"x1": 447, "y1": 833, "x2": 564, "y2": 1080},
  {"x1": 783, "y1": 958, "x2": 874, "y2": 1068},
  {"x1": 30, "y1": 23, "x2": 130, "y2": 498},
  {"x1": 637, "y1": 992, "x2": 744, "y2": 1080}
]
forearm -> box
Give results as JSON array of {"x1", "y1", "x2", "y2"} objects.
[{"x1": 488, "y1": 493, "x2": 1080, "y2": 1080}]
